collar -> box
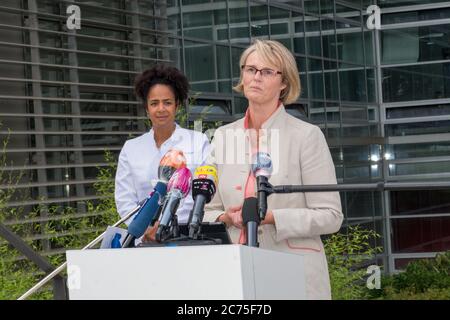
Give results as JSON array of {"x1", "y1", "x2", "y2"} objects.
[
  {"x1": 243, "y1": 103, "x2": 286, "y2": 130},
  {"x1": 149, "y1": 122, "x2": 181, "y2": 147}
]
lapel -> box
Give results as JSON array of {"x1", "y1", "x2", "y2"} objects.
[
  {"x1": 226, "y1": 106, "x2": 288, "y2": 199},
  {"x1": 233, "y1": 130, "x2": 250, "y2": 198}
]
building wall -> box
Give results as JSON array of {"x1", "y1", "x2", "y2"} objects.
[
  {"x1": 375, "y1": 0, "x2": 450, "y2": 271},
  {"x1": 0, "y1": 0, "x2": 449, "y2": 272}
]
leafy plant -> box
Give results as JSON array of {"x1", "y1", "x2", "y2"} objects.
[
  {"x1": 0, "y1": 93, "x2": 221, "y2": 299},
  {"x1": 380, "y1": 287, "x2": 450, "y2": 300},
  {"x1": 0, "y1": 135, "x2": 121, "y2": 299},
  {"x1": 0, "y1": 257, "x2": 53, "y2": 300},
  {"x1": 368, "y1": 251, "x2": 450, "y2": 300},
  {"x1": 324, "y1": 225, "x2": 383, "y2": 300}
]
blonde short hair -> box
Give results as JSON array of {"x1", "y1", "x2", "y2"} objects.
[{"x1": 233, "y1": 39, "x2": 301, "y2": 105}]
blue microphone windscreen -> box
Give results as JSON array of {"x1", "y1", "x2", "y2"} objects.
[
  {"x1": 127, "y1": 181, "x2": 167, "y2": 238},
  {"x1": 251, "y1": 152, "x2": 273, "y2": 177}
]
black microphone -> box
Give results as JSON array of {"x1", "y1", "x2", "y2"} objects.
[
  {"x1": 242, "y1": 197, "x2": 260, "y2": 247},
  {"x1": 251, "y1": 152, "x2": 273, "y2": 221},
  {"x1": 155, "y1": 167, "x2": 192, "y2": 242},
  {"x1": 188, "y1": 165, "x2": 218, "y2": 239}
]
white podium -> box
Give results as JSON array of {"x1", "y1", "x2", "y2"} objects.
[{"x1": 66, "y1": 244, "x2": 305, "y2": 300}]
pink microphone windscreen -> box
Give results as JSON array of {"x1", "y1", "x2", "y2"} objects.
[{"x1": 167, "y1": 167, "x2": 192, "y2": 197}]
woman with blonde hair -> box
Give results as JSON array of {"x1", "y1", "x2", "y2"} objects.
[{"x1": 204, "y1": 40, "x2": 343, "y2": 299}]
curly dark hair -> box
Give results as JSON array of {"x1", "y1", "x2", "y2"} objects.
[{"x1": 134, "y1": 64, "x2": 190, "y2": 108}]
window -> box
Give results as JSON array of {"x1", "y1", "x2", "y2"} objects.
[
  {"x1": 382, "y1": 62, "x2": 450, "y2": 102},
  {"x1": 381, "y1": 25, "x2": 450, "y2": 65},
  {"x1": 391, "y1": 217, "x2": 450, "y2": 253},
  {"x1": 391, "y1": 189, "x2": 450, "y2": 216}
]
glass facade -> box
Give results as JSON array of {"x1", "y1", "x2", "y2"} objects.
[
  {"x1": 0, "y1": 0, "x2": 449, "y2": 273},
  {"x1": 378, "y1": 0, "x2": 450, "y2": 271}
]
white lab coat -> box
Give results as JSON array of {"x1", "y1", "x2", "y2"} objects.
[{"x1": 115, "y1": 123, "x2": 210, "y2": 225}]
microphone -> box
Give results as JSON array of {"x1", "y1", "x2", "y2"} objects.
[
  {"x1": 121, "y1": 149, "x2": 187, "y2": 248},
  {"x1": 251, "y1": 152, "x2": 273, "y2": 221},
  {"x1": 158, "y1": 149, "x2": 187, "y2": 183},
  {"x1": 121, "y1": 181, "x2": 167, "y2": 248},
  {"x1": 242, "y1": 197, "x2": 260, "y2": 247},
  {"x1": 150, "y1": 149, "x2": 187, "y2": 226},
  {"x1": 155, "y1": 167, "x2": 192, "y2": 242},
  {"x1": 188, "y1": 165, "x2": 218, "y2": 239}
]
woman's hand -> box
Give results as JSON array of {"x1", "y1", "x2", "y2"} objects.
[
  {"x1": 142, "y1": 222, "x2": 159, "y2": 242},
  {"x1": 261, "y1": 210, "x2": 275, "y2": 225},
  {"x1": 217, "y1": 205, "x2": 243, "y2": 229}
]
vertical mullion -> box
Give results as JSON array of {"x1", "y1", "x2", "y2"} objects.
[
  {"x1": 212, "y1": 3, "x2": 219, "y2": 94},
  {"x1": 130, "y1": 0, "x2": 147, "y2": 133},
  {"x1": 27, "y1": 0, "x2": 50, "y2": 252},
  {"x1": 318, "y1": 1, "x2": 328, "y2": 135},
  {"x1": 371, "y1": 0, "x2": 393, "y2": 274},
  {"x1": 67, "y1": 27, "x2": 87, "y2": 215},
  {"x1": 267, "y1": 0, "x2": 271, "y2": 39},
  {"x1": 179, "y1": 0, "x2": 186, "y2": 77},
  {"x1": 226, "y1": 0, "x2": 235, "y2": 115}
]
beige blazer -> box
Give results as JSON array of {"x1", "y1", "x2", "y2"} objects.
[{"x1": 204, "y1": 106, "x2": 343, "y2": 300}]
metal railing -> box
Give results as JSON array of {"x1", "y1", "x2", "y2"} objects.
[
  {"x1": 0, "y1": 223, "x2": 67, "y2": 299},
  {"x1": 15, "y1": 180, "x2": 450, "y2": 300},
  {"x1": 14, "y1": 204, "x2": 141, "y2": 300}
]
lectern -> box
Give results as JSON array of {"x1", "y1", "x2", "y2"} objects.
[{"x1": 66, "y1": 244, "x2": 306, "y2": 299}]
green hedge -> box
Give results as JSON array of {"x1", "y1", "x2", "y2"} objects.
[{"x1": 367, "y1": 251, "x2": 450, "y2": 300}]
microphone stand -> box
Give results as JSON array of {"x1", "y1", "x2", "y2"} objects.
[
  {"x1": 255, "y1": 180, "x2": 450, "y2": 227},
  {"x1": 258, "y1": 180, "x2": 450, "y2": 195},
  {"x1": 170, "y1": 214, "x2": 181, "y2": 240}
]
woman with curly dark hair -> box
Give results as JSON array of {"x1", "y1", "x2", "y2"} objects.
[{"x1": 115, "y1": 64, "x2": 210, "y2": 243}]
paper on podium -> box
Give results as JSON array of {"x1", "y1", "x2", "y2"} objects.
[{"x1": 99, "y1": 226, "x2": 128, "y2": 248}]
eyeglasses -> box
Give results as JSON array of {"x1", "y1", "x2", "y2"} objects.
[{"x1": 241, "y1": 65, "x2": 282, "y2": 78}]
